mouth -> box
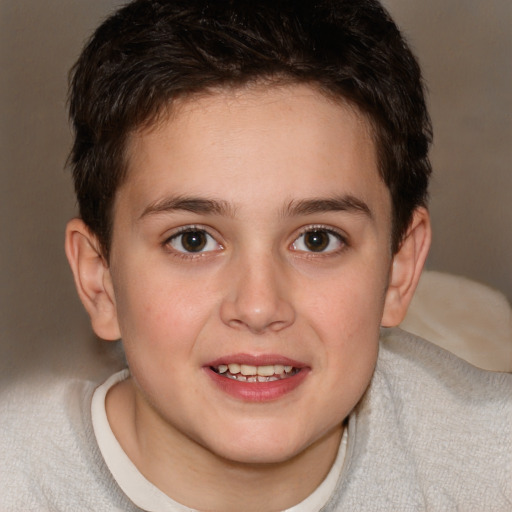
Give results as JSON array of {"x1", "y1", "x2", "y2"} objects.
[
  {"x1": 205, "y1": 355, "x2": 309, "y2": 401},
  {"x1": 210, "y1": 363, "x2": 300, "y2": 382}
]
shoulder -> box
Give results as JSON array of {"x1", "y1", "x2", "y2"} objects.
[
  {"x1": 376, "y1": 327, "x2": 512, "y2": 413},
  {"x1": 330, "y1": 328, "x2": 511, "y2": 511},
  {"x1": 375, "y1": 328, "x2": 512, "y2": 461},
  {"x1": 374, "y1": 328, "x2": 512, "y2": 453},
  {"x1": 378, "y1": 327, "x2": 512, "y2": 396},
  {"x1": 0, "y1": 372, "x2": 97, "y2": 459},
  {"x1": 0, "y1": 372, "x2": 136, "y2": 511}
]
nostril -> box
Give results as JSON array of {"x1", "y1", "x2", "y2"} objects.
[{"x1": 226, "y1": 318, "x2": 245, "y2": 330}]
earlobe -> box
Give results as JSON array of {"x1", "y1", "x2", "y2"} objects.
[
  {"x1": 65, "y1": 218, "x2": 121, "y2": 341},
  {"x1": 381, "y1": 207, "x2": 431, "y2": 327}
]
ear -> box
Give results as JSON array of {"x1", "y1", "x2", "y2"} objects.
[
  {"x1": 65, "y1": 218, "x2": 121, "y2": 341},
  {"x1": 381, "y1": 207, "x2": 431, "y2": 327}
]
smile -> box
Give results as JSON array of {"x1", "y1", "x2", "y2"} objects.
[
  {"x1": 211, "y1": 364, "x2": 299, "y2": 382},
  {"x1": 206, "y1": 357, "x2": 309, "y2": 401}
]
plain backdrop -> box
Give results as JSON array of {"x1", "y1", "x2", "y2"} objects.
[{"x1": 1, "y1": 0, "x2": 511, "y2": 383}]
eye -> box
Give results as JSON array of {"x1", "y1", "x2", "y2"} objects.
[
  {"x1": 167, "y1": 228, "x2": 221, "y2": 253},
  {"x1": 291, "y1": 228, "x2": 345, "y2": 253}
]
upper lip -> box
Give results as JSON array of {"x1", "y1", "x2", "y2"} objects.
[{"x1": 205, "y1": 353, "x2": 306, "y2": 368}]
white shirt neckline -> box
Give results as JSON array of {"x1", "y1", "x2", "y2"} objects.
[{"x1": 91, "y1": 369, "x2": 347, "y2": 512}]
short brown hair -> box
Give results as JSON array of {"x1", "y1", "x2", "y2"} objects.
[{"x1": 68, "y1": 0, "x2": 432, "y2": 258}]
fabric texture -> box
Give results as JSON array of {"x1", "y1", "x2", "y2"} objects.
[
  {"x1": 91, "y1": 370, "x2": 348, "y2": 512},
  {"x1": 1, "y1": 328, "x2": 510, "y2": 511},
  {"x1": 323, "y1": 328, "x2": 512, "y2": 511}
]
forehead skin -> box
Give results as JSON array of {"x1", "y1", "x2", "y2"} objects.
[{"x1": 115, "y1": 84, "x2": 391, "y2": 244}]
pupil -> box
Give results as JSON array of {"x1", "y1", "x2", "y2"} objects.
[
  {"x1": 182, "y1": 231, "x2": 206, "y2": 252},
  {"x1": 305, "y1": 231, "x2": 329, "y2": 251}
]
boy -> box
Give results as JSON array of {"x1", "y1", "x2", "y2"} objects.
[{"x1": 1, "y1": 0, "x2": 510, "y2": 510}]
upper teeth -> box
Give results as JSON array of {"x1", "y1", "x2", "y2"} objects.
[{"x1": 216, "y1": 364, "x2": 294, "y2": 376}]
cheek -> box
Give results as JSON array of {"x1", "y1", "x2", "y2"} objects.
[
  {"x1": 301, "y1": 269, "x2": 385, "y2": 393},
  {"x1": 305, "y1": 270, "x2": 387, "y2": 336},
  {"x1": 113, "y1": 271, "x2": 216, "y2": 350},
  {"x1": 313, "y1": 281, "x2": 382, "y2": 400}
]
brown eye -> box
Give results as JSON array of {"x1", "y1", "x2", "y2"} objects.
[
  {"x1": 181, "y1": 231, "x2": 207, "y2": 252},
  {"x1": 303, "y1": 230, "x2": 329, "y2": 252},
  {"x1": 169, "y1": 229, "x2": 220, "y2": 253},
  {"x1": 292, "y1": 229, "x2": 344, "y2": 253}
]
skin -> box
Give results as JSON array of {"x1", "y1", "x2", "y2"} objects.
[{"x1": 66, "y1": 83, "x2": 430, "y2": 510}]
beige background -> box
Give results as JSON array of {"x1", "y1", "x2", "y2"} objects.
[{"x1": 1, "y1": 1, "x2": 510, "y2": 382}]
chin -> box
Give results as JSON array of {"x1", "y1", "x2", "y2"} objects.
[
  {"x1": 200, "y1": 420, "x2": 329, "y2": 466},
  {"x1": 214, "y1": 443, "x2": 305, "y2": 466}
]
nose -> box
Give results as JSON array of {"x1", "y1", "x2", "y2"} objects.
[{"x1": 219, "y1": 253, "x2": 296, "y2": 334}]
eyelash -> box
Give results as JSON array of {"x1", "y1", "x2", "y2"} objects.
[
  {"x1": 291, "y1": 225, "x2": 348, "y2": 256},
  {"x1": 163, "y1": 225, "x2": 223, "y2": 258},
  {"x1": 162, "y1": 224, "x2": 349, "y2": 259}
]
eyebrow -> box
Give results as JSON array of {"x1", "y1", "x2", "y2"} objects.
[
  {"x1": 282, "y1": 195, "x2": 373, "y2": 218},
  {"x1": 139, "y1": 195, "x2": 236, "y2": 220},
  {"x1": 139, "y1": 193, "x2": 372, "y2": 221}
]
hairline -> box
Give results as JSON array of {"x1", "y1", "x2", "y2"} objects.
[{"x1": 104, "y1": 77, "x2": 386, "y2": 259}]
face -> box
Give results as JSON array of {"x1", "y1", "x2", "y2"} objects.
[{"x1": 107, "y1": 84, "x2": 394, "y2": 465}]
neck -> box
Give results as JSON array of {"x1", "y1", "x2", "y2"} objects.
[{"x1": 107, "y1": 378, "x2": 343, "y2": 511}]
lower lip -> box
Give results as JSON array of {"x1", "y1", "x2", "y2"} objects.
[{"x1": 205, "y1": 367, "x2": 310, "y2": 402}]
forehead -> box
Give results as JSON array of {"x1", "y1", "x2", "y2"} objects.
[{"x1": 119, "y1": 83, "x2": 390, "y2": 222}]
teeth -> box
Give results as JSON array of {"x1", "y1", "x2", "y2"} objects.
[
  {"x1": 240, "y1": 364, "x2": 257, "y2": 376},
  {"x1": 257, "y1": 365, "x2": 275, "y2": 377},
  {"x1": 213, "y1": 363, "x2": 299, "y2": 381},
  {"x1": 228, "y1": 363, "x2": 241, "y2": 374}
]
